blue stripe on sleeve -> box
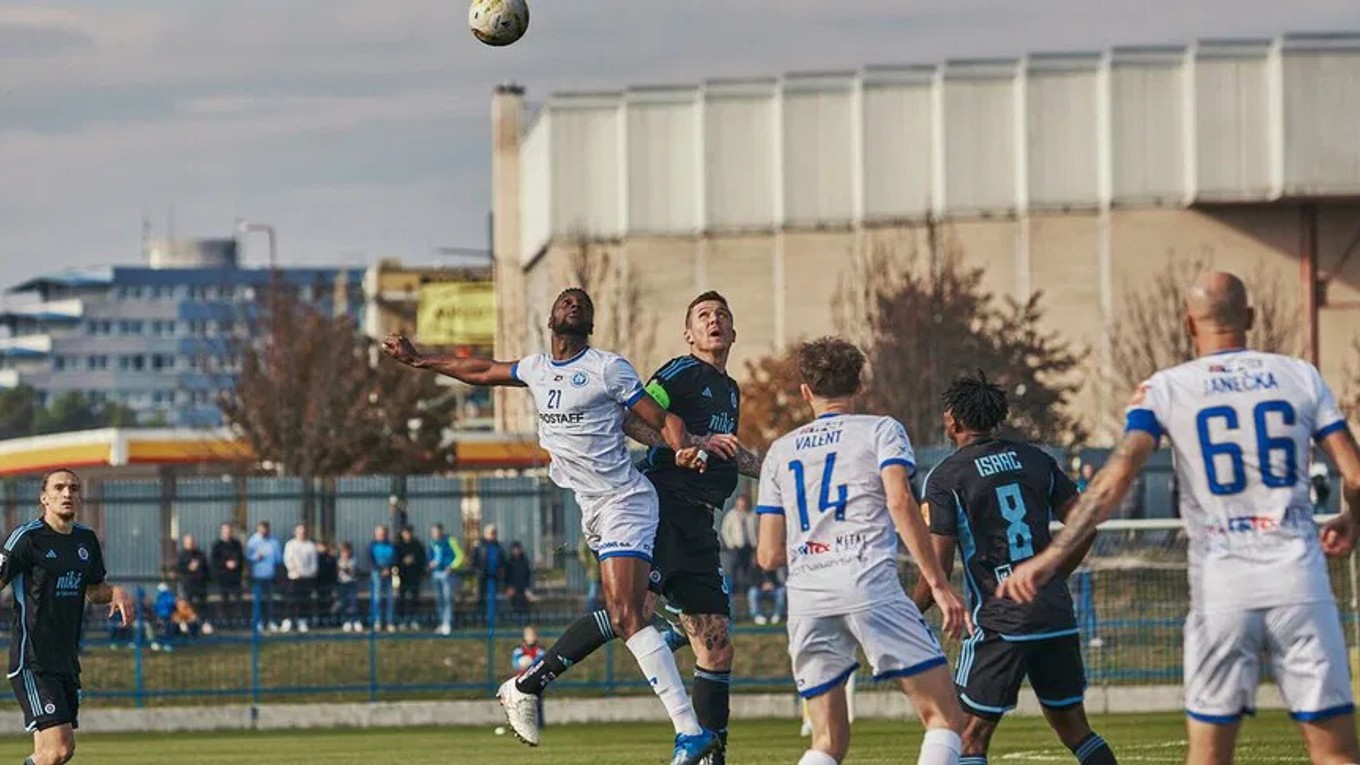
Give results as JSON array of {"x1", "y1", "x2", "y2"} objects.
[
  {"x1": 1124, "y1": 408, "x2": 1163, "y2": 440},
  {"x1": 623, "y1": 387, "x2": 645, "y2": 407},
  {"x1": 880, "y1": 458, "x2": 917, "y2": 477},
  {"x1": 755, "y1": 505, "x2": 784, "y2": 516},
  {"x1": 1315, "y1": 420, "x2": 1348, "y2": 441}
]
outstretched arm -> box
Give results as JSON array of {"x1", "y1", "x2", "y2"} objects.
[
  {"x1": 381, "y1": 334, "x2": 524, "y2": 387},
  {"x1": 997, "y1": 431, "x2": 1157, "y2": 603}
]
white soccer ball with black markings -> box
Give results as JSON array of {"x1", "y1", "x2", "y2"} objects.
[{"x1": 468, "y1": 0, "x2": 529, "y2": 47}]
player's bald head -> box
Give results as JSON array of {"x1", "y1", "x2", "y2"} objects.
[{"x1": 1185, "y1": 271, "x2": 1251, "y2": 331}]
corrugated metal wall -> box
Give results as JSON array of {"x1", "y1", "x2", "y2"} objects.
[
  {"x1": 861, "y1": 67, "x2": 935, "y2": 221},
  {"x1": 626, "y1": 88, "x2": 700, "y2": 235},
  {"x1": 514, "y1": 32, "x2": 1360, "y2": 243},
  {"x1": 518, "y1": 110, "x2": 552, "y2": 263},
  {"x1": 1108, "y1": 47, "x2": 1187, "y2": 205},
  {"x1": 1025, "y1": 54, "x2": 1101, "y2": 208},
  {"x1": 705, "y1": 79, "x2": 778, "y2": 230},
  {"x1": 1279, "y1": 35, "x2": 1360, "y2": 195},
  {"x1": 782, "y1": 73, "x2": 856, "y2": 226},
  {"x1": 549, "y1": 95, "x2": 623, "y2": 239},
  {"x1": 1193, "y1": 41, "x2": 1271, "y2": 200}
]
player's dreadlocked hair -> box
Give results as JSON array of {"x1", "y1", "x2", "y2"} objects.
[{"x1": 942, "y1": 370, "x2": 1008, "y2": 433}]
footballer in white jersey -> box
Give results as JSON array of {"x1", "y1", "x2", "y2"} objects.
[
  {"x1": 382, "y1": 288, "x2": 731, "y2": 765},
  {"x1": 756, "y1": 336, "x2": 969, "y2": 765},
  {"x1": 1000, "y1": 272, "x2": 1360, "y2": 765}
]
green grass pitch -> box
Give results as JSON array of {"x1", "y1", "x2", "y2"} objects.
[{"x1": 0, "y1": 712, "x2": 1321, "y2": 763}]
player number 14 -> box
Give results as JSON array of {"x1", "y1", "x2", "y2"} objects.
[{"x1": 787, "y1": 455, "x2": 848, "y2": 532}]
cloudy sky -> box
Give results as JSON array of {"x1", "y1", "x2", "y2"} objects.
[{"x1": 1, "y1": 0, "x2": 1357, "y2": 289}]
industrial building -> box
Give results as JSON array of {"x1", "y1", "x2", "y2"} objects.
[{"x1": 490, "y1": 32, "x2": 1360, "y2": 442}]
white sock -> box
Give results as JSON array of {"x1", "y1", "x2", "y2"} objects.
[
  {"x1": 625, "y1": 626, "x2": 701, "y2": 735},
  {"x1": 918, "y1": 727, "x2": 961, "y2": 765},
  {"x1": 798, "y1": 749, "x2": 839, "y2": 765}
]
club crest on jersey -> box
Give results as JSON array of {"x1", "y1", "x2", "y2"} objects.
[
  {"x1": 77, "y1": 546, "x2": 89, "y2": 561},
  {"x1": 570, "y1": 371, "x2": 588, "y2": 388}
]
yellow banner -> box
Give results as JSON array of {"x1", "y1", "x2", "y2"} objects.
[{"x1": 417, "y1": 282, "x2": 496, "y2": 346}]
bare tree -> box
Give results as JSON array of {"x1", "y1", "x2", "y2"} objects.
[
  {"x1": 555, "y1": 235, "x2": 659, "y2": 374},
  {"x1": 824, "y1": 219, "x2": 1086, "y2": 448},
  {"x1": 1107, "y1": 255, "x2": 1299, "y2": 426},
  {"x1": 217, "y1": 280, "x2": 456, "y2": 477}
]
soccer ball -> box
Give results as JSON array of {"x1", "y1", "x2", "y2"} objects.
[{"x1": 468, "y1": 0, "x2": 529, "y2": 47}]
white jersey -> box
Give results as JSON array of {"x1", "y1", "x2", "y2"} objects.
[
  {"x1": 512, "y1": 347, "x2": 648, "y2": 497},
  {"x1": 756, "y1": 413, "x2": 917, "y2": 617},
  {"x1": 1126, "y1": 350, "x2": 1348, "y2": 613}
]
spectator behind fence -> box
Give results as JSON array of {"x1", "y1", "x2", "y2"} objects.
[
  {"x1": 176, "y1": 533, "x2": 211, "y2": 633},
  {"x1": 174, "y1": 596, "x2": 203, "y2": 638},
  {"x1": 154, "y1": 583, "x2": 177, "y2": 646},
  {"x1": 211, "y1": 523, "x2": 245, "y2": 626},
  {"x1": 577, "y1": 536, "x2": 600, "y2": 613},
  {"x1": 747, "y1": 565, "x2": 786, "y2": 626},
  {"x1": 247, "y1": 521, "x2": 283, "y2": 631},
  {"x1": 337, "y1": 541, "x2": 362, "y2": 631},
  {"x1": 368, "y1": 525, "x2": 397, "y2": 632},
  {"x1": 315, "y1": 541, "x2": 338, "y2": 625},
  {"x1": 428, "y1": 523, "x2": 466, "y2": 635},
  {"x1": 511, "y1": 625, "x2": 546, "y2": 732},
  {"x1": 396, "y1": 526, "x2": 427, "y2": 630},
  {"x1": 471, "y1": 524, "x2": 506, "y2": 617},
  {"x1": 506, "y1": 541, "x2": 534, "y2": 622},
  {"x1": 283, "y1": 523, "x2": 318, "y2": 633},
  {"x1": 720, "y1": 494, "x2": 758, "y2": 591},
  {"x1": 389, "y1": 495, "x2": 409, "y2": 537}
]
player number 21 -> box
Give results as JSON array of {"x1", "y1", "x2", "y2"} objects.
[
  {"x1": 546, "y1": 390, "x2": 562, "y2": 409},
  {"x1": 787, "y1": 455, "x2": 848, "y2": 532}
]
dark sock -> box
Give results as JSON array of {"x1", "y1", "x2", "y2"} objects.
[
  {"x1": 693, "y1": 666, "x2": 731, "y2": 740},
  {"x1": 1071, "y1": 732, "x2": 1116, "y2": 765},
  {"x1": 24, "y1": 758, "x2": 36, "y2": 765},
  {"x1": 959, "y1": 756, "x2": 989, "y2": 765},
  {"x1": 515, "y1": 609, "x2": 616, "y2": 695}
]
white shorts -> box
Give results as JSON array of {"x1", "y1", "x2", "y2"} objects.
[
  {"x1": 1184, "y1": 601, "x2": 1355, "y2": 724},
  {"x1": 787, "y1": 596, "x2": 947, "y2": 699},
  {"x1": 578, "y1": 475, "x2": 659, "y2": 564}
]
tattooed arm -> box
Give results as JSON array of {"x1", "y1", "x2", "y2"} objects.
[
  {"x1": 622, "y1": 411, "x2": 761, "y2": 476},
  {"x1": 997, "y1": 431, "x2": 1158, "y2": 603}
]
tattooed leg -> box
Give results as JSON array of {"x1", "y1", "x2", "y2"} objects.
[{"x1": 682, "y1": 613, "x2": 734, "y2": 750}]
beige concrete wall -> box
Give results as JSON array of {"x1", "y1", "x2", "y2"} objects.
[{"x1": 497, "y1": 205, "x2": 1360, "y2": 444}]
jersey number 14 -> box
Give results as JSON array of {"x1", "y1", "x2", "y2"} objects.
[{"x1": 788, "y1": 455, "x2": 848, "y2": 532}]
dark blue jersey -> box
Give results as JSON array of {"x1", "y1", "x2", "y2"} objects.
[
  {"x1": 924, "y1": 439, "x2": 1079, "y2": 638},
  {"x1": 1, "y1": 519, "x2": 106, "y2": 676},
  {"x1": 640, "y1": 355, "x2": 741, "y2": 508}
]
